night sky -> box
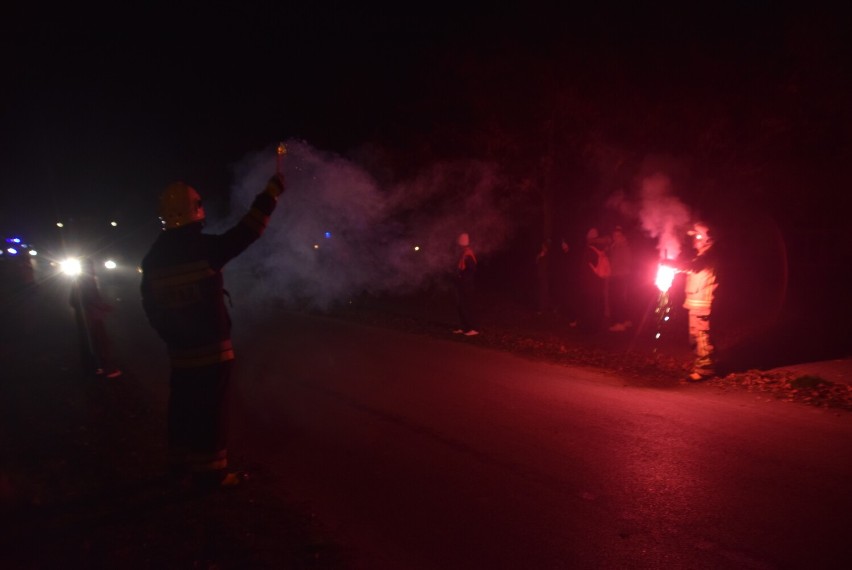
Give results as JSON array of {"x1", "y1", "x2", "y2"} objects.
[{"x1": 2, "y1": 3, "x2": 850, "y2": 257}]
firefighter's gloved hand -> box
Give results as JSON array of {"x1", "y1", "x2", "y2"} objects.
[{"x1": 265, "y1": 174, "x2": 286, "y2": 198}]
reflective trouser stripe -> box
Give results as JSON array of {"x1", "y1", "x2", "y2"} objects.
[
  {"x1": 688, "y1": 312, "x2": 714, "y2": 371},
  {"x1": 684, "y1": 299, "x2": 713, "y2": 311},
  {"x1": 169, "y1": 340, "x2": 235, "y2": 368}
]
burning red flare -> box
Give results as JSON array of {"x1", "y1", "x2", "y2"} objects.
[
  {"x1": 655, "y1": 263, "x2": 677, "y2": 293},
  {"x1": 276, "y1": 142, "x2": 287, "y2": 175}
]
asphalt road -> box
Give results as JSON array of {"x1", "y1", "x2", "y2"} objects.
[
  {"x1": 12, "y1": 270, "x2": 851, "y2": 569},
  {"x1": 224, "y1": 308, "x2": 852, "y2": 569}
]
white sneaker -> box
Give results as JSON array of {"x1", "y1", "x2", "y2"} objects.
[{"x1": 463, "y1": 330, "x2": 480, "y2": 336}]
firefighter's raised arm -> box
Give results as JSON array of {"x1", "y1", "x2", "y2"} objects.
[{"x1": 264, "y1": 173, "x2": 286, "y2": 199}]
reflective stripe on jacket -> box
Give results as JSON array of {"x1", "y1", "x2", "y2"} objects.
[{"x1": 683, "y1": 266, "x2": 717, "y2": 313}]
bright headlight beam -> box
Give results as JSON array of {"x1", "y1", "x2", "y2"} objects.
[{"x1": 60, "y1": 258, "x2": 82, "y2": 276}]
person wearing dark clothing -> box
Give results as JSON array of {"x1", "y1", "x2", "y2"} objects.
[
  {"x1": 535, "y1": 239, "x2": 553, "y2": 314},
  {"x1": 553, "y1": 238, "x2": 579, "y2": 325},
  {"x1": 453, "y1": 232, "x2": 479, "y2": 336},
  {"x1": 140, "y1": 174, "x2": 285, "y2": 489},
  {"x1": 578, "y1": 228, "x2": 609, "y2": 332},
  {"x1": 607, "y1": 226, "x2": 634, "y2": 331},
  {"x1": 69, "y1": 258, "x2": 122, "y2": 378}
]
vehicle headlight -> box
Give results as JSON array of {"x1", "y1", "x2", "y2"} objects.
[
  {"x1": 60, "y1": 258, "x2": 82, "y2": 276},
  {"x1": 104, "y1": 259, "x2": 118, "y2": 270}
]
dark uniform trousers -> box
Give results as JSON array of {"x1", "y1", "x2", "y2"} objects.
[{"x1": 168, "y1": 360, "x2": 234, "y2": 474}]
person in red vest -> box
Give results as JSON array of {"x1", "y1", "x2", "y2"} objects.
[{"x1": 141, "y1": 174, "x2": 284, "y2": 490}]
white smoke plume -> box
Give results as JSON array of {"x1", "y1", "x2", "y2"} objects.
[
  {"x1": 637, "y1": 173, "x2": 691, "y2": 260},
  {"x1": 208, "y1": 140, "x2": 515, "y2": 310}
]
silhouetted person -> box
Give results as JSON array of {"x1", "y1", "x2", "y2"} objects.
[
  {"x1": 453, "y1": 232, "x2": 479, "y2": 336},
  {"x1": 141, "y1": 174, "x2": 285, "y2": 490},
  {"x1": 553, "y1": 238, "x2": 579, "y2": 326},
  {"x1": 69, "y1": 258, "x2": 122, "y2": 378},
  {"x1": 535, "y1": 239, "x2": 553, "y2": 315},
  {"x1": 607, "y1": 226, "x2": 634, "y2": 331},
  {"x1": 578, "y1": 228, "x2": 609, "y2": 332}
]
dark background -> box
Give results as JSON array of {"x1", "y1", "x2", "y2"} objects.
[{"x1": 2, "y1": 2, "x2": 850, "y2": 362}]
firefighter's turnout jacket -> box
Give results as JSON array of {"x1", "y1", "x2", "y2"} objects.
[
  {"x1": 140, "y1": 190, "x2": 278, "y2": 368},
  {"x1": 682, "y1": 249, "x2": 718, "y2": 377},
  {"x1": 682, "y1": 252, "x2": 717, "y2": 317}
]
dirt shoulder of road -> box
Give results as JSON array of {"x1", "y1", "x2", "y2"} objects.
[{"x1": 333, "y1": 295, "x2": 852, "y2": 413}]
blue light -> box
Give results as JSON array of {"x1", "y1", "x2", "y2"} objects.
[
  {"x1": 7, "y1": 248, "x2": 18, "y2": 255},
  {"x1": 12, "y1": 238, "x2": 21, "y2": 244},
  {"x1": 324, "y1": 231, "x2": 332, "y2": 239}
]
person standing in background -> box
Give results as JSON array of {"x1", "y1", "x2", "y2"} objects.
[
  {"x1": 453, "y1": 232, "x2": 479, "y2": 336},
  {"x1": 553, "y1": 237, "x2": 579, "y2": 326},
  {"x1": 69, "y1": 257, "x2": 122, "y2": 379},
  {"x1": 578, "y1": 227, "x2": 609, "y2": 332},
  {"x1": 535, "y1": 239, "x2": 552, "y2": 315},
  {"x1": 607, "y1": 226, "x2": 634, "y2": 331}
]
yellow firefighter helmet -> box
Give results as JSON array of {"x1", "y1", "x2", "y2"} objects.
[
  {"x1": 158, "y1": 182, "x2": 205, "y2": 229},
  {"x1": 688, "y1": 221, "x2": 713, "y2": 254},
  {"x1": 688, "y1": 222, "x2": 711, "y2": 241}
]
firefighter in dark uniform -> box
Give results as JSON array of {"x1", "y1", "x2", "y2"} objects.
[{"x1": 140, "y1": 174, "x2": 285, "y2": 489}]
